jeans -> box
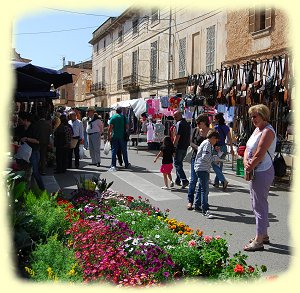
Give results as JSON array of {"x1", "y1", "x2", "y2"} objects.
[
  {"x1": 212, "y1": 144, "x2": 227, "y2": 185},
  {"x1": 195, "y1": 170, "x2": 209, "y2": 212},
  {"x1": 30, "y1": 149, "x2": 45, "y2": 190},
  {"x1": 187, "y1": 158, "x2": 201, "y2": 207},
  {"x1": 174, "y1": 148, "x2": 188, "y2": 184},
  {"x1": 111, "y1": 137, "x2": 129, "y2": 167}
]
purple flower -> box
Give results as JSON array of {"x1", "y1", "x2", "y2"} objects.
[{"x1": 163, "y1": 271, "x2": 170, "y2": 278}]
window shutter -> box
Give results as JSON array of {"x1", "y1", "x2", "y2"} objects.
[
  {"x1": 265, "y1": 7, "x2": 272, "y2": 28},
  {"x1": 249, "y1": 7, "x2": 255, "y2": 33},
  {"x1": 179, "y1": 37, "x2": 186, "y2": 78}
]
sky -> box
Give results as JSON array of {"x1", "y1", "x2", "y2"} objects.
[{"x1": 12, "y1": 6, "x2": 128, "y2": 70}]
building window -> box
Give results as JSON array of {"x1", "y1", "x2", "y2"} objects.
[
  {"x1": 150, "y1": 41, "x2": 158, "y2": 84},
  {"x1": 132, "y1": 18, "x2": 139, "y2": 35},
  {"x1": 249, "y1": 7, "x2": 272, "y2": 33},
  {"x1": 95, "y1": 69, "x2": 99, "y2": 84},
  {"x1": 118, "y1": 27, "x2": 123, "y2": 44},
  {"x1": 151, "y1": 8, "x2": 159, "y2": 24},
  {"x1": 117, "y1": 58, "x2": 122, "y2": 90},
  {"x1": 103, "y1": 39, "x2": 106, "y2": 50},
  {"x1": 102, "y1": 67, "x2": 105, "y2": 87},
  {"x1": 132, "y1": 50, "x2": 138, "y2": 83},
  {"x1": 206, "y1": 25, "x2": 215, "y2": 73},
  {"x1": 179, "y1": 37, "x2": 186, "y2": 78}
]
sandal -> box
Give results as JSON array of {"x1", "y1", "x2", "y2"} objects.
[
  {"x1": 249, "y1": 236, "x2": 270, "y2": 244},
  {"x1": 244, "y1": 241, "x2": 264, "y2": 252}
]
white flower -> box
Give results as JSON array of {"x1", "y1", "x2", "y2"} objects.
[
  {"x1": 132, "y1": 239, "x2": 139, "y2": 246},
  {"x1": 131, "y1": 221, "x2": 136, "y2": 225},
  {"x1": 155, "y1": 234, "x2": 160, "y2": 239}
]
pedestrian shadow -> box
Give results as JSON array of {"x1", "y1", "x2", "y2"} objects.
[
  {"x1": 265, "y1": 243, "x2": 293, "y2": 256},
  {"x1": 208, "y1": 205, "x2": 278, "y2": 224},
  {"x1": 217, "y1": 184, "x2": 279, "y2": 197}
]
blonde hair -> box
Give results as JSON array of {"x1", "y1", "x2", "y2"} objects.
[{"x1": 248, "y1": 104, "x2": 270, "y2": 121}]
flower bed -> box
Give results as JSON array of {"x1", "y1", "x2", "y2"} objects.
[{"x1": 8, "y1": 171, "x2": 267, "y2": 286}]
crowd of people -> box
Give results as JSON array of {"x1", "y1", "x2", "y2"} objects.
[
  {"x1": 11, "y1": 103, "x2": 276, "y2": 252},
  {"x1": 11, "y1": 106, "x2": 132, "y2": 188},
  {"x1": 153, "y1": 105, "x2": 276, "y2": 251}
]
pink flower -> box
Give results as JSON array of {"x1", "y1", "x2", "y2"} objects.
[
  {"x1": 188, "y1": 240, "x2": 196, "y2": 247},
  {"x1": 203, "y1": 235, "x2": 213, "y2": 243},
  {"x1": 215, "y1": 235, "x2": 221, "y2": 240}
]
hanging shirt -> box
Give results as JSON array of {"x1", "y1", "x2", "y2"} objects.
[{"x1": 146, "y1": 122, "x2": 154, "y2": 142}]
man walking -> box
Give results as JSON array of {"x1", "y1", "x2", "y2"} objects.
[
  {"x1": 107, "y1": 107, "x2": 131, "y2": 172},
  {"x1": 68, "y1": 111, "x2": 83, "y2": 169},
  {"x1": 173, "y1": 110, "x2": 191, "y2": 188}
]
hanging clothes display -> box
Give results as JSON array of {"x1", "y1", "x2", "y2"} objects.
[
  {"x1": 153, "y1": 120, "x2": 165, "y2": 143},
  {"x1": 146, "y1": 120, "x2": 155, "y2": 143},
  {"x1": 147, "y1": 99, "x2": 155, "y2": 116}
]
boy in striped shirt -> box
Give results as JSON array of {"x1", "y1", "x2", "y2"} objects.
[{"x1": 194, "y1": 129, "x2": 221, "y2": 218}]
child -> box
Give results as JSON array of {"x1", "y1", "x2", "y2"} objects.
[
  {"x1": 194, "y1": 129, "x2": 221, "y2": 218},
  {"x1": 154, "y1": 136, "x2": 175, "y2": 189}
]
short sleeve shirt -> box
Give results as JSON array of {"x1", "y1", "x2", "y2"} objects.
[
  {"x1": 214, "y1": 124, "x2": 229, "y2": 146},
  {"x1": 109, "y1": 114, "x2": 128, "y2": 139},
  {"x1": 176, "y1": 118, "x2": 191, "y2": 150}
]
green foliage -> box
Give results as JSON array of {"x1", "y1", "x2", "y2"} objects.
[
  {"x1": 28, "y1": 235, "x2": 83, "y2": 282},
  {"x1": 165, "y1": 244, "x2": 202, "y2": 276},
  {"x1": 24, "y1": 191, "x2": 72, "y2": 241}
]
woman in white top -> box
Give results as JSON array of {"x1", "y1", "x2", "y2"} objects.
[
  {"x1": 243, "y1": 104, "x2": 276, "y2": 252},
  {"x1": 86, "y1": 109, "x2": 104, "y2": 167}
]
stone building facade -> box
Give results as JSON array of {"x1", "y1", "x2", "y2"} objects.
[
  {"x1": 225, "y1": 7, "x2": 289, "y2": 65},
  {"x1": 89, "y1": 5, "x2": 228, "y2": 106}
]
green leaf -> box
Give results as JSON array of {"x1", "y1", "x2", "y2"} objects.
[{"x1": 13, "y1": 181, "x2": 27, "y2": 200}]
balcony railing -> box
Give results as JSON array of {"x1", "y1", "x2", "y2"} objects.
[
  {"x1": 91, "y1": 82, "x2": 106, "y2": 95},
  {"x1": 123, "y1": 75, "x2": 139, "y2": 91}
]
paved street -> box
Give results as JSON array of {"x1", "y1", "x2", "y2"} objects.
[{"x1": 42, "y1": 145, "x2": 292, "y2": 278}]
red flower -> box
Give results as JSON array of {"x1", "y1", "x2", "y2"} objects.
[
  {"x1": 234, "y1": 264, "x2": 244, "y2": 274},
  {"x1": 248, "y1": 266, "x2": 255, "y2": 273}
]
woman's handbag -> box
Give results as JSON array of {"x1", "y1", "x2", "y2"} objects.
[
  {"x1": 14, "y1": 142, "x2": 32, "y2": 163},
  {"x1": 70, "y1": 138, "x2": 78, "y2": 149}
]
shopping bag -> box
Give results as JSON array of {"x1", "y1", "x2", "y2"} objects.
[
  {"x1": 14, "y1": 142, "x2": 32, "y2": 163},
  {"x1": 103, "y1": 141, "x2": 110, "y2": 155},
  {"x1": 79, "y1": 144, "x2": 84, "y2": 159},
  {"x1": 184, "y1": 146, "x2": 193, "y2": 162}
]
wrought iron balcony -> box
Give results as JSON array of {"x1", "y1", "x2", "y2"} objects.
[
  {"x1": 123, "y1": 75, "x2": 139, "y2": 91},
  {"x1": 91, "y1": 82, "x2": 106, "y2": 95}
]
